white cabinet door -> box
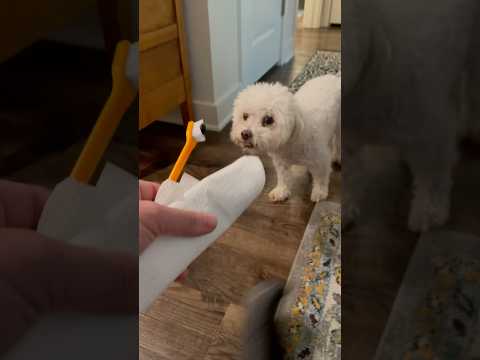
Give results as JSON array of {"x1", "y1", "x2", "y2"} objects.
[
  {"x1": 330, "y1": 0, "x2": 341, "y2": 25},
  {"x1": 240, "y1": 0, "x2": 282, "y2": 85}
]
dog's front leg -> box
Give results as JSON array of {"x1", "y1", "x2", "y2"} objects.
[
  {"x1": 268, "y1": 155, "x2": 292, "y2": 202},
  {"x1": 404, "y1": 140, "x2": 455, "y2": 233},
  {"x1": 340, "y1": 141, "x2": 365, "y2": 230},
  {"x1": 309, "y1": 152, "x2": 332, "y2": 202}
]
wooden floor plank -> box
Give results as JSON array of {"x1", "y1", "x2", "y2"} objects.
[
  {"x1": 203, "y1": 304, "x2": 247, "y2": 360},
  {"x1": 184, "y1": 242, "x2": 268, "y2": 304},
  {"x1": 146, "y1": 283, "x2": 227, "y2": 337}
]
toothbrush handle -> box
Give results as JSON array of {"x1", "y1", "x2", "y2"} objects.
[{"x1": 169, "y1": 139, "x2": 197, "y2": 182}]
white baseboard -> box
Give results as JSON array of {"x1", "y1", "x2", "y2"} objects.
[
  {"x1": 193, "y1": 82, "x2": 242, "y2": 131},
  {"x1": 159, "y1": 83, "x2": 243, "y2": 132}
]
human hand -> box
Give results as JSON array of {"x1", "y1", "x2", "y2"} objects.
[
  {"x1": 0, "y1": 181, "x2": 137, "y2": 355},
  {"x1": 138, "y1": 180, "x2": 218, "y2": 253}
]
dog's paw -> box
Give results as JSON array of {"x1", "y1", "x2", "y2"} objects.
[
  {"x1": 269, "y1": 186, "x2": 290, "y2": 202},
  {"x1": 310, "y1": 187, "x2": 328, "y2": 202}
]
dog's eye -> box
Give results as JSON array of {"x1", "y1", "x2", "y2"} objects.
[
  {"x1": 243, "y1": 113, "x2": 249, "y2": 121},
  {"x1": 262, "y1": 115, "x2": 274, "y2": 126}
]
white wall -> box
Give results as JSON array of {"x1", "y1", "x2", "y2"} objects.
[
  {"x1": 207, "y1": 0, "x2": 242, "y2": 130},
  {"x1": 182, "y1": 0, "x2": 215, "y2": 104},
  {"x1": 280, "y1": 0, "x2": 298, "y2": 64},
  {"x1": 209, "y1": 0, "x2": 241, "y2": 101}
]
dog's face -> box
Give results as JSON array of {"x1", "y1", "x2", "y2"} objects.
[{"x1": 230, "y1": 83, "x2": 296, "y2": 154}]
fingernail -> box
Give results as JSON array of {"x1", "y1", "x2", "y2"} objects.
[{"x1": 203, "y1": 214, "x2": 217, "y2": 230}]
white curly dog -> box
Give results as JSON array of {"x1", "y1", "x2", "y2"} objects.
[
  {"x1": 230, "y1": 75, "x2": 341, "y2": 202},
  {"x1": 343, "y1": 0, "x2": 480, "y2": 232}
]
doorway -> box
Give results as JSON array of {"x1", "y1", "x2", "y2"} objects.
[{"x1": 302, "y1": 0, "x2": 341, "y2": 28}]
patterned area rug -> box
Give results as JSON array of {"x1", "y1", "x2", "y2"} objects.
[
  {"x1": 375, "y1": 231, "x2": 480, "y2": 359},
  {"x1": 289, "y1": 50, "x2": 341, "y2": 93},
  {"x1": 275, "y1": 202, "x2": 341, "y2": 360}
]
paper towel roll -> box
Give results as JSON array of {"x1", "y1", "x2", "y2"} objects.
[{"x1": 139, "y1": 156, "x2": 265, "y2": 312}]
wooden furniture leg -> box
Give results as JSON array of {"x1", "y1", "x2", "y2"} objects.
[
  {"x1": 179, "y1": 102, "x2": 192, "y2": 126},
  {"x1": 175, "y1": 0, "x2": 193, "y2": 127}
]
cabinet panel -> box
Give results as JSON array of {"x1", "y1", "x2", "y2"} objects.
[
  {"x1": 140, "y1": 0, "x2": 175, "y2": 34},
  {"x1": 140, "y1": 40, "x2": 181, "y2": 94}
]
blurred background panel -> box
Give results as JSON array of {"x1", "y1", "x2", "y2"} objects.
[
  {"x1": 0, "y1": 0, "x2": 138, "y2": 186},
  {"x1": 0, "y1": 1, "x2": 140, "y2": 359},
  {"x1": 342, "y1": 1, "x2": 480, "y2": 359}
]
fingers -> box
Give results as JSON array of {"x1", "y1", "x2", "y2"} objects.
[
  {"x1": 139, "y1": 201, "x2": 217, "y2": 252},
  {"x1": 0, "y1": 228, "x2": 138, "y2": 315},
  {"x1": 139, "y1": 180, "x2": 160, "y2": 201},
  {"x1": 53, "y1": 241, "x2": 138, "y2": 314},
  {"x1": 0, "y1": 181, "x2": 50, "y2": 229},
  {"x1": 0, "y1": 280, "x2": 36, "y2": 354}
]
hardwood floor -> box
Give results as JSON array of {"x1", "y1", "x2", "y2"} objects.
[{"x1": 139, "y1": 25, "x2": 341, "y2": 360}]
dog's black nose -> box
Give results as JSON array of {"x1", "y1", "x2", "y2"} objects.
[{"x1": 241, "y1": 129, "x2": 252, "y2": 140}]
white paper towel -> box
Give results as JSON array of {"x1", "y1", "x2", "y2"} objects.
[
  {"x1": 7, "y1": 157, "x2": 265, "y2": 358},
  {"x1": 5, "y1": 163, "x2": 138, "y2": 360},
  {"x1": 37, "y1": 162, "x2": 138, "y2": 250},
  {"x1": 154, "y1": 173, "x2": 199, "y2": 205},
  {"x1": 139, "y1": 155, "x2": 265, "y2": 312}
]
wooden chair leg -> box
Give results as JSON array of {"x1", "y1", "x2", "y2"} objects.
[{"x1": 179, "y1": 101, "x2": 192, "y2": 127}]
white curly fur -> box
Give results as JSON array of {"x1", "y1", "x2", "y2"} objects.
[
  {"x1": 343, "y1": 0, "x2": 480, "y2": 232},
  {"x1": 230, "y1": 75, "x2": 341, "y2": 202}
]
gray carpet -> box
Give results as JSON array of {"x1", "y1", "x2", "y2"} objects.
[{"x1": 289, "y1": 50, "x2": 341, "y2": 93}]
